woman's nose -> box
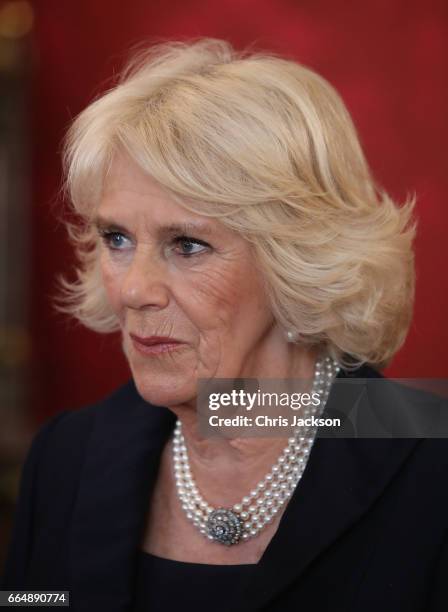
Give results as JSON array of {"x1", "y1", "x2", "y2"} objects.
[{"x1": 120, "y1": 249, "x2": 169, "y2": 311}]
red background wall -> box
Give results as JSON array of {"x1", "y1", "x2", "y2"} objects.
[{"x1": 29, "y1": 0, "x2": 448, "y2": 422}]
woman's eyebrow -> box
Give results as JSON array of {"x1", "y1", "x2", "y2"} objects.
[
  {"x1": 92, "y1": 215, "x2": 128, "y2": 232},
  {"x1": 92, "y1": 216, "x2": 214, "y2": 236},
  {"x1": 160, "y1": 222, "x2": 214, "y2": 237}
]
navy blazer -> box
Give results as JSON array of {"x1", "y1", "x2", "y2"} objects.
[{"x1": 2, "y1": 366, "x2": 448, "y2": 611}]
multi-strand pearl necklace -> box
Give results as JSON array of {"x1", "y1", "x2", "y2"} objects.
[{"x1": 172, "y1": 355, "x2": 340, "y2": 546}]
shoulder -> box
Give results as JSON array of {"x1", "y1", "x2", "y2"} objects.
[
  {"x1": 40, "y1": 378, "x2": 139, "y2": 438},
  {"x1": 1, "y1": 379, "x2": 142, "y2": 587},
  {"x1": 12, "y1": 379, "x2": 148, "y2": 539},
  {"x1": 335, "y1": 362, "x2": 448, "y2": 449},
  {"x1": 26, "y1": 378, "x2": 141, "y2": 477}
]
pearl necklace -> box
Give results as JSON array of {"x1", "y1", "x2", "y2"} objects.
[{"x1": 172, "y1": 356, "x2": 339, "y2": 546}]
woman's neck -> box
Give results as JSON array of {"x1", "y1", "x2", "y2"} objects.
[{"x1": 166, "y1": 342, "x2": 317, "y2": 508}]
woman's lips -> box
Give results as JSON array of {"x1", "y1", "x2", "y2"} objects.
[{"x1": 129, "y1": 333, "x2": 185, "y2": 356}]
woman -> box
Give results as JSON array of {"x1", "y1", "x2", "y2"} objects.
[{"x1": 2, "y1": 38, "x2": 448, "y2": 611}]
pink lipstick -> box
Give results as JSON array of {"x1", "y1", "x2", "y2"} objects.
[{"x1": 129, "y1": 333, "x2": 185, "y2": 356}]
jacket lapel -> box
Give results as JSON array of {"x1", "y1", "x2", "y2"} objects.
[
  {"x1": 237, "y1": 370, "x2": 421, "y2": 611},
  {"x1": 68, "y1": 380, "x2": 176, "y2": 612}
]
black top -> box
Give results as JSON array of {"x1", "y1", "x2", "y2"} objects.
[
  {"x1": 132, "y1": 550, "x2": 256, "y2": 611},
  {"x1": 2, "y1": 365, "x2": 448, "y2": 611}
]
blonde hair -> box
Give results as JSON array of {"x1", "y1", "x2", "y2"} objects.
[{"x1": 57, "y1": 37, "x2": 416, "y2": 369}]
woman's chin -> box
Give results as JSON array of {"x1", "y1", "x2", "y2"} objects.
[{"x1": 133, "y1": 375, "x2": 196, "y2": 409}]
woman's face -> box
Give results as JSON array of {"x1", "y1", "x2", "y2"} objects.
[{"x1": 96, "y1": 153, "x2": 276, "y2": 407}]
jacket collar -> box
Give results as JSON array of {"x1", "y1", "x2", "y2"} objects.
[
  {"x1": 239, "y1": 429, "x2": 418, "y2": 609},
  {"x1": 68, "y1": 382, "x2": 176, "y2": 611},
  {"x1": 68, "y1": 368, "x2": 420, "y2": 611}
]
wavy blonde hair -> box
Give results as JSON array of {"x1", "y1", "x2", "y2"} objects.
[{"x1": 57, "y1": 37, "x2": 416, "y2": 369}]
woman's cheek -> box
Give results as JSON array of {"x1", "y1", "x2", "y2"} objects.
[
  {"x1": 187, "y1": 261, "x2": 242, "y2": 307},
  {"x1": 100, "y1": 258, "x2": 123, "y2": 312}
]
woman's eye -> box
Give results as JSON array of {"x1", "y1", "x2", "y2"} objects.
[
  {"x1": 98, "y1": 230, "x2": 209, "y2": 257},
  {"x1": 99, "y1": 231, "x2": 130, "y2": 250},
  {"x1": 173, "y1": 236, "x2": 210, "y2": 257}
]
